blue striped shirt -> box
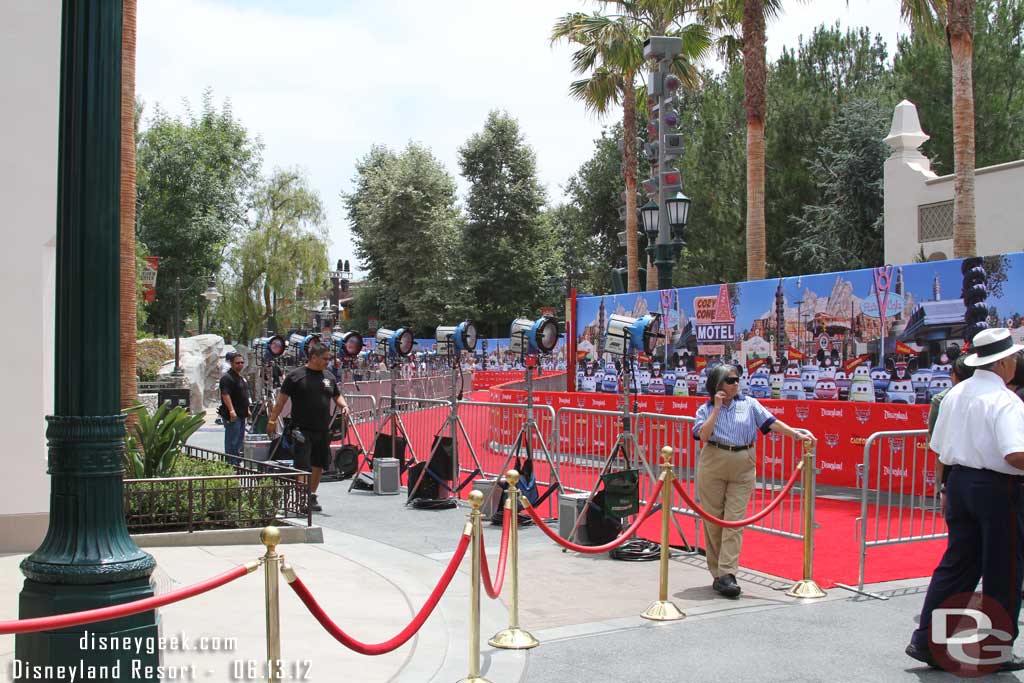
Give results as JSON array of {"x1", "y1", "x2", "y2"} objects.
[{"x1": 693, "y1": 395, "x2": 776, "y2": 446}]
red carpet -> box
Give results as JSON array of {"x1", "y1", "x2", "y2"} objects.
[
  {"x1": 345, "y1": 402, "x2": 947, "y2": 589},
  {"x1": 634, "y1": 492, "x2": 947, "y2": 588}
]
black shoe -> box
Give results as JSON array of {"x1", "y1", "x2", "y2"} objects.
[
  {"x1": 999, "y1": 655, "x2": 1024, "y2": 672},
  {"x1": 712, "y1": 573, "x2": 741, "y2": 598},
  {"x1": 310, "y1": 494, "x2": 322, "y2": 513},
  {"x1": 904, "y1": 643, "x2": 940, "y2": 669}
]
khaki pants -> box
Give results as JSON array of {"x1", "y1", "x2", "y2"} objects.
[{"x1": 696, "y1": 443, "x2": 756, "y2": 578}]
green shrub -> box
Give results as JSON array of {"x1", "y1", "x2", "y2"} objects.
[
  {"x1": 123, "y1": 402, "x2": 206, "y2": 478},
  {"x1": 137, "y1": 339, "x2": 172, "y2": 382},
  {"x1": 125, "y1": 456, "x2": 285, "y2": 532}
]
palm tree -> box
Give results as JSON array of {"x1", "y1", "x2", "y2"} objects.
[
  {"x1": 120, "y1": 0, "x2": 138, "y2": 415},
  {"x1": 742, "y1": 0, "x2": 768, "y2": 281},
  {"x1": 946, "y1": 0, "x2": 975, "y2": 257},
  {"x1": 552, "y1": 1, "x2": 709, "y2": 293}
]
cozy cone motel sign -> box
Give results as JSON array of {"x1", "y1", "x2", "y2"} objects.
[{"x1": 694, "y1": 284, "x2": 735, "y2": 343}]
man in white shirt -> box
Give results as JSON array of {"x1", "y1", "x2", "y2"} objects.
[{"x1": 907, "y1": 328, "x2": 1024, "y2": 673}]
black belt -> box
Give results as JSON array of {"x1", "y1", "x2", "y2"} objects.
[
  {"x1": 950, "y1": 464, "x2": 1024, "y2": 480},
  {"x1": 706, "y1": 440, "x2": 753, "y2": 452}
]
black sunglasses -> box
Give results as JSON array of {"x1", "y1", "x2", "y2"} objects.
[{"x1": 722, "y1": 377, "x2": 740, "y2": 385}]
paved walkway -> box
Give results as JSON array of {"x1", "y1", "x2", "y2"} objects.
[{"x1": 1, "y1": 425, "x2": 1021, "y2": 681}]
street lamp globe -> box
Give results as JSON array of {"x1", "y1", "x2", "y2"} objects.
[
  {"x1": 201, "y1": 275, "x2": 220, "y2": 302},
  {"x1": 665, "y1": 192, "x2": 690, "y2": 229},
  {"x1": 640, "y1": 200, "x2": 660, "y2": 239}
]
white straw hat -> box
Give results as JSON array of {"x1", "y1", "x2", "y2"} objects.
[{"x1": 962, "y1": 328, "x2": 1024, "y2": 367}]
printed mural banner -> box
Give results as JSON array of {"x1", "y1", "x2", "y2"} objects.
[{"x1": 573, "y1": 253, "x2": 1024, "y2": 406}]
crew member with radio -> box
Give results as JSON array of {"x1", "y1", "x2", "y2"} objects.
[
  {"x1": 266, "y1": 342, "x2": 349, "y2": 513},
  {"x1": 693, "y1": 363, "x2": 815, "y2": 598}
]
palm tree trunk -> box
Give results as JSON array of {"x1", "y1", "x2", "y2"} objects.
[
  {"x1": 120, "y1": 0, "x2": 138, "y2": 414},
  {"x1": 949, "y1": 0, "x2": 976, "y2": 258},
  {"x1": 744, "y1": 0, "x2": 767, "y2": 281},
  {"x1": 623, "y1": 77, "x2": 641, "y2": 293}
]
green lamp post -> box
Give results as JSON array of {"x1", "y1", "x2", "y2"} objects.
[{"x1": 16, "y1": 1, "x2": 159, "y2": 677}]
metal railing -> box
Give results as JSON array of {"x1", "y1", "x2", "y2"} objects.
[
  {"x1": 848, "y1": 429, "x2": 945, "y2": 596},
  {"x1": 124, "y1": 446, "x2": 311, "y2": 532}
]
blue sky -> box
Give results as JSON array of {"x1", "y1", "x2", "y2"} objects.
[{"x1": 137, "y1": 1, "x2": 908, "y2": 276}]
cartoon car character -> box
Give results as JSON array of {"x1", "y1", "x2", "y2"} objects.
[
  {"x1": 818, "y1": 362, "x2": 837, "y2": 379},
  {"x1": 911, "y1": 369, "x2": 933, "y2": 404},
  {"x1": 579, "y1": 372, "x2": 597, "y2": 393},
  {"x1": 748, "y1": 373, "x2": 772, "y2": 399},
  {"x1": 833, "y1": 370, "x2": 851, "y2": 401},
  {"x1": 696, "y1": 368, "x2": 710, "y2": 396},
  {"x1": 663, "y1": 369, "x2": 677, "y2": 395},
  {"x1": 851, "y1": 364, "x2": 871, "y2": 381},
  {"x1": 637, "y1": 366, "x2": 652, "y2": 393},
  {"x1": 770, "y1": 372, "x2": 784, "y2": 399},
  {"x1": 885, "y1": 378, "x2": 916, "y2": 404},
  {"x1": 647, "y1": 364, "x2": 665, "y2": 395},
  {"x1": 800, "y1": 364, "x2": 820, "y2": 392},
  {"x1": 848, "y1": 376, "x2": 876, "y2": 402},
  {"x1": 813, "y1": 378, "x2": 839, "y2": 401},
  {"x1": 870, "y1": 366, "x2": 890, "y2": 401},
  {"x1": 673, "y1": 376, "x2": 690, "y2": 396},
  {"x1": 785, "y1": 366, "x2": 801, "y2": 381},
  {"x1": 686, "y1": 372, "x2": 700, "y2": 395},
  {"x1": 781, "y1": 379, "x2": 806, "y2": 400},
  {"x1": 576, "y1": 367, "x2": 585, "y2": 390},
  {"x1": 600, "y1": 363, "x2": 619, "y2": 393},
  {"x1": 927, "y1": 372, "x2": 953, "y2": 400},
  {"x1": 931, "y1": 352, "x2": 953, "y2": 375}
]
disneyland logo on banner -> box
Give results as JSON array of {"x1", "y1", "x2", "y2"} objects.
[
  {"x1": 592, "y1": 399, "x2": 608, "y2": 408},
  {"x1": 764, "y1": 455, "x2": 784, "y2": 465},
  {"x1": 795, "y1": 406, "x2": 810, "y2": 421},
  {"x1": 767, "y1": 431, "x2": 782, "y2": 442},
  {"x1": 884, "y1": 410, "x2": 909, "y2": 422},
  {"x1": 501, "y1": 393, "x2": 513, "y2": 401},
  {"x1": 824, "y1": 433, "x2": 840, "y2": 448},
  {"x1": 883, "y1": 465, "x2": 908, "y2": 477},
  {"x1": 855, "y1": 407, "x2": 871, "y2": 424},
  {"x1": 820, "y1": 461, "x2": 843, "y2": 472},
  {"x1": 557, "y1": 397, "x2": 572, "y2": 406},
  {"x1": 673, "y1": 399, "x2": 687, "y2": 411},
  {"x1": 820, "y1": 408, "x2": 844, "y2": 418},
  {"x1": 577, "y1": 397, "x2": 587, "y2": 408}
]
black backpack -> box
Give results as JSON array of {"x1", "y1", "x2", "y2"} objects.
[{"x1": 586, "y1": 491, "x2": 623, "y2": 545}]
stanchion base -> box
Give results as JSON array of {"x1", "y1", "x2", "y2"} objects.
[
  {"x1": 640, "y1": 600, "x2": 686, "y2": 621},
  {"x1": 456, "y1": 677, "x2": 494, "y2": 683},
  {"x1": 785, "y1": 579, "x2": 827, "y2": 599},
  {"x1": 488, "y1": 626, "x2": 540, "y2": 650}
]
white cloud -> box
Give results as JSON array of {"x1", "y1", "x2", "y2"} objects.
[{"x1": 137, "y1": 0, "x2": 909, "y2": 275}]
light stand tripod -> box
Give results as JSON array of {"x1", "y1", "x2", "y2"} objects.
[
  {"x1": 486, "y1": 350, "x2": 564, "y2": 514},
  {"x1": 407, "y1": 351, "x2": 484, "y2": 506},
  {"x1": 348, "y1": 352, "x2": 418, "y2": 492}
]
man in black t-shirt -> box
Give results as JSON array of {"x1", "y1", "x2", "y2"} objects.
[
  {"x1": 267, "y1": 342, "x2": 349, "y2": 512},
  {"x1": 219, "y1": 352, "x2": 250, "y2": 463}
]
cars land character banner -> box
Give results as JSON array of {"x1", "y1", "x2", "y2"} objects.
[
  {"x1": 489, "y1": 384, "x2": 930, "y2": 493},
  {"x1": 574, "y1": 252, "x2": 1024, "y2": 406}
]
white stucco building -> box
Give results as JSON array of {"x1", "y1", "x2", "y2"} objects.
[
  {"x1": 1, "y1": 1, "x2": 59, "y2": 551},
  {"x1": 883, "y1": 99, "x2": 1024, "y2": 265}
]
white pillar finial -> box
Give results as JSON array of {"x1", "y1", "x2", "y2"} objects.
[{"x1": 884, "y1": 100, "x2": 930, "y2": 157}]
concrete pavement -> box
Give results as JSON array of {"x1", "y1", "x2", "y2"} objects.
[{"x1": 1, "y1": 421, "x2": 1021, "y2": 681}]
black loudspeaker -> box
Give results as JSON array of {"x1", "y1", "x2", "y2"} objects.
[
  {"x1": 428, "y1": 436, "x2": 455, "y2": 481},
  {"x1": 406, "y1": 462, "x2": 441, "y2": 501},
  {"x1": 373, "y1": 433, "x2": 407, "y2": 469}
]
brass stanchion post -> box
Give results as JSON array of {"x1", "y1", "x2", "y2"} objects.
[
  {"x1": 786, "y1": 441, "x2": 827, "y2": 599},
  {"x1": 458, "y1": 491, "x2": 493, "y2": 683},
  {"x1": 641, "y1": 446, "x2": 686, "y2": 621},
  {"x1": 489, "y1": 470, "x2": 539, "y2": 649},
  {"x1": 261, "y1": 526, "x2": 283, "y2": 682}
]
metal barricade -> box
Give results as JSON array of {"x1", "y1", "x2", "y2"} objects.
[
  {"x1": 455, "y1": 400, "x2": 559, "y2": 517},
  {"x1": 849, "y1": 429, "x2": 945, "y2": 596},
  {"x1": 341, "y1": 393, "x2": 378, "y2": 456}
]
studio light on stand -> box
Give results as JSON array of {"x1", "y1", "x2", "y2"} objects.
[
  {"x1": 350, "y1": 326, "x2": 417, "y2": 495},
  {"x1": 567, "y1": 312, "x2": 679, "y2": 561},
  {"x1": 488, "y1": 316, "x2": 565, "y2": 515},
  {"x1": 407, "y1": 321, "x2": 484, "y2": 509}
]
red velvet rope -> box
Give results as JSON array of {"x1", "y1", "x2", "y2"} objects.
[
  {"x1": 286, "y1": 531, "x2": 471, "y2": 655},
  {"x1": 480, "y1": 507, "x2": 511, "y2": 599},
  {"x1": 0, "y1": 564, "x2": 252, "y2": 635},
  {"x1": 521, "y1": 479, "x2": 665, "y2": 554},
  {"x1": 671, "y1": 462, "x2": 803, "y2": 528}
]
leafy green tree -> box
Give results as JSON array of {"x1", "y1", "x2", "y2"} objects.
[
  {"x1": 219, "y1": 169, "x2": 330, "y2": 340},
  {"x1": 343, "y1": 142, "x2": 463, "y2": 334},
  {"x1": 457, "y1": 111, "x2": 560, "y2": 336},
  {"x1": 136, "y1": 89, "x2": 262, "y2": 333},
  {"x1": 783, "y1": 98, "x2": 890, "y2": 272},
  {"x1": 894, "y1": 0, "x2": 1024, "y2": 173}
]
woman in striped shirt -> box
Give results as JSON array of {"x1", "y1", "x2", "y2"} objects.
[{"x1": 693, "y1": 363, "x2": 815, "y2": 598}]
